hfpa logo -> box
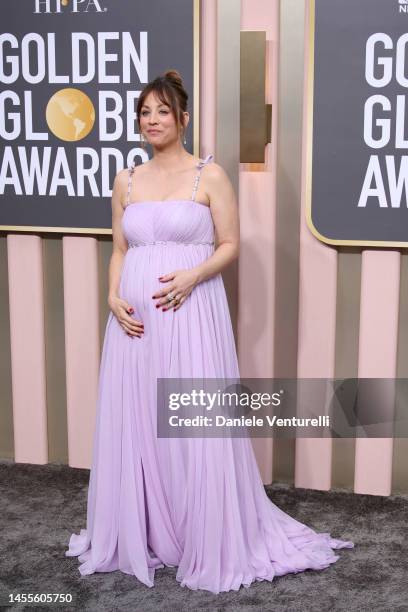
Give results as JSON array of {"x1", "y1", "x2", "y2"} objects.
[
  {"x1": 34, "y1": 0, "x2": 107, "y2": 13},
  {"x1": 399, "y1": 0, "x2": 408, "y2": 14}
]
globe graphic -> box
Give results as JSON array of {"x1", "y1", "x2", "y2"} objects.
[{"x1": 46, "y1": 88, "x2": 95, "y2": 142}]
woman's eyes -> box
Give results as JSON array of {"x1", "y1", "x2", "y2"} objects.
[{"x1": 141, "y1": 110, "x2": 168, "y2": 116}]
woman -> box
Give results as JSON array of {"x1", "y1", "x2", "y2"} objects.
[{"x1": 65, "y1": 70, "x2": 354, "y2": 593}]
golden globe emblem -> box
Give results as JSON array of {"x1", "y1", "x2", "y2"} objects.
[{"x1": 46, "y1": 88, "x2": 96, "y2": 142}]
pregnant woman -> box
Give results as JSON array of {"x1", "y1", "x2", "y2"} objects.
[{"x1": 65, "y1": 69, "x2": 354, "y2": 593}]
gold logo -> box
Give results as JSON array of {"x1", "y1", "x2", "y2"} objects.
[{"x1": 46, "y1": 88, "x2": 95, "y2": 142}]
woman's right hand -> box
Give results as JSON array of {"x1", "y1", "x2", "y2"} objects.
[{"x1": 108, "y1": 296, "x2": 144, "y2": 338}]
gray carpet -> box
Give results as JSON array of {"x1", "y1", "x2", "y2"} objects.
[{"x1": 0, "y1": 458, "x2": 407, "y2": 611}]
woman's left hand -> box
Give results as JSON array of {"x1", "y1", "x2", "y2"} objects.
[{"x1": 152, "y1": 268, "x2": 199, "y2": 311}]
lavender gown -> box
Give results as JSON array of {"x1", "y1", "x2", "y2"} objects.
[{"x1": 65, "y1": 153, "x2": 354, "y2": 593}]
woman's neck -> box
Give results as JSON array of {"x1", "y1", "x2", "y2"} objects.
[{"x1": 149, "y1": 145, "x2": 193, "y2": 172}]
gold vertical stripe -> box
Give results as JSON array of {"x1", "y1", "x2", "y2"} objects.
[
  {"x1": 273, "y1": 0, "x2": 306, "y2": 485},
  {"x1": 332, "y1": 248, "x2": 361, "y2": 490},
  {"x1": 393, "y1": 252, "x2": 408, "y2": 493},
  {"x1": 43, "y1": 236, "x2": 68, "y2": 463}
]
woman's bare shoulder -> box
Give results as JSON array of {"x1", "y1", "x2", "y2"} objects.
[
  {"x1": 204, "y1": 160, "x2": 230, "y2": 183},
  {"x1": 119, "y1": 166, "x2": 131, "y2": 176},
  {"x1": 113, "y1": 168, "x2": 128, "y2": 190},
  {"x1": 114, "y1": 162, "x2": 145, "y2": 184}
]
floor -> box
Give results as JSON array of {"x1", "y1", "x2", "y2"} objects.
[{"x1": 0, "y1": 459, "x2": 407, "y2": 611}]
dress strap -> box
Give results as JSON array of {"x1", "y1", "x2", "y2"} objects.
[
  {"x1": 126, "y1": 160, "x2": 136, "y2": 206},
  {"x1": 191, "y1": 154, "x2": 214, "y2": 202}
]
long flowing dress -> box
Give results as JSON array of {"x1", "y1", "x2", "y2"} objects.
[{"x1": 65, "y1": 153, "x2": 354, "y2": 593}]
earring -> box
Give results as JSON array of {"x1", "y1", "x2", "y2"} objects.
[
  {"x1": 140, "y1": 133, "x2": 146, "y2": 150},
  {"x1": 182, "y1": 130, "x2": 187, "y2": 145}
]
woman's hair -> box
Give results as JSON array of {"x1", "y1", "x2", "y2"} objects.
[{"x1": 136, "y1": 69, "x2": 189, "y2": 138}]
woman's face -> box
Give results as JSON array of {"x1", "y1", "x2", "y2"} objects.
[{"x1": 139, "y1": 91, "x2": 184, "y2": 148}]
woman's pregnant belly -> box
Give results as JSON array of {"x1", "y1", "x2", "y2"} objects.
[{"x1": 118, "y1": 244, "x2": 215, "y2": 323}]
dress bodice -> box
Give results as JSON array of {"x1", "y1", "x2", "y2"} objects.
[
  {"x1": 121, "y1": 154, "x2": 215, "y2": 248},
  {"x1": 122, "y1": 200, "x2": 215, "y2": 248}
]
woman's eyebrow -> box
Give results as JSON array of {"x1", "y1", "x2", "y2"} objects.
[{"x1": 141, "y1": 103, "x2": 169, "y2": 109}]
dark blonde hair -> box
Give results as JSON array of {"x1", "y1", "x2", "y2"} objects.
[{"x1": 136, "y1": 69, "x2": 188, "y2": 139}]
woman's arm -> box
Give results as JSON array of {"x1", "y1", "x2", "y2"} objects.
[
  {"x1": 107, "y1": 170, "x2": 145, "y2": 338},
  {"x1": 108, "y1": 171, "x2": 129, "y2": 304},
  {"x1": 193, "y1": 162, "x2": 240, "y2": 284}
]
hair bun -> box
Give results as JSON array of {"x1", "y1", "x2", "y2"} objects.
[{"x1": 163, "y1": 69, "x2": 183, "y2": 88}]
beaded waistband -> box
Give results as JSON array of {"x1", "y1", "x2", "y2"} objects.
[{"x1": 128, "y1": 240, "x2": 214, "y2": 248}]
